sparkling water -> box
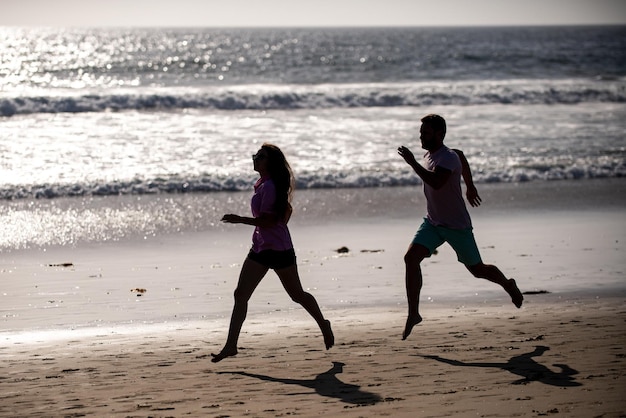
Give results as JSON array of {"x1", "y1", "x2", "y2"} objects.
[{"x1": 1, "y1": 26, "x2": 625, "y2": 248}]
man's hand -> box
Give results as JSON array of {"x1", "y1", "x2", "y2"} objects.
[
  {"x1": 398, "y1": 145, "x2": 451, "y2": 190},
  {"x1": 397, "y1": 146, "x2": 417, "y2": 167},
  {"x1": 466, "y1": 186, "x2": 482, "y2": 207}
]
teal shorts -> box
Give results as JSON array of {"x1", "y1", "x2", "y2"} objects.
[{"x1": 411, "y1": 218, "x2": 482, "y2": 266}]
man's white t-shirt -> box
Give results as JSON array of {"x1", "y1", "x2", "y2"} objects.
[{"x1": 423, "y1": 146, "x2": 472, "y2": 229}]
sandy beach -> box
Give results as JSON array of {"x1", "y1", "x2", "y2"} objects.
[
  {"x1": 1, "y1": 299, "x2": 624, "y2": 417},
  {"x1": 1, "y1": 179, "x2": 625, "y2": 417}
]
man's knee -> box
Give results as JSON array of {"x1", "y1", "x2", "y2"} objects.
[
  {"x1": 405, "y1": 245, "x2": 429, "y2": 265},
  {"x1": 467, "y1": 262, "x2": 488, "y2": 278}
]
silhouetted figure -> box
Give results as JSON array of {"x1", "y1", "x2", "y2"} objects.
[
  {"x1": 218, "y1": 362, "x2": 382, "y2": 404},
  {"x1": 453, "y1": 148, "x2": 482, "y2": 208},
  {"x1": 421, "y1": 346, "x2": 581, "y2": 387},
  {"x1": 397, "y1": 114, "x2": 523, "y2": 340},
  {"x1": 212, "y1": 143, "x2": 333, "y2": 362}
]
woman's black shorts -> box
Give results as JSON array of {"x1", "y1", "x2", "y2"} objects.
[{"x1": 247, "y1": 248, "x2": 296, "y2": 270}]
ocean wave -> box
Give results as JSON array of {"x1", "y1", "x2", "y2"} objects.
[
  {"x1": 2, "y1": 165, "x2": 623, "y2": 200},
  {"x1": 1, "y1": 79, "x2": 624, "y2": 117}
]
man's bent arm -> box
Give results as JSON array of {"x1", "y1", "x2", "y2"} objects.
[{"x1": 398, "y1": 146, "x2": 451, "y2": 189}]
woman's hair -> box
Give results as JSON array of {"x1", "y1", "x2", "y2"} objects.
[{"x1": 261, "y1": 143, "x2": 295, "y2": 218}]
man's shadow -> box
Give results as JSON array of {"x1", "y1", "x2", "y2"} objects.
[
  {"x1": 218, "y1": 361, "x2": 382, "y2": 405},
  {"x1": 419, "y1": 345, "x2": 581, "y2": 387}
]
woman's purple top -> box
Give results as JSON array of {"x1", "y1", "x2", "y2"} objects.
[{"x1": 250, "y1": 177, "x2": 293, "y2": 253}]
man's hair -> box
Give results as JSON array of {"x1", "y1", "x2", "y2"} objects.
[{"x1": 421, "y1": 114, "x2": 446, "y2": 138}]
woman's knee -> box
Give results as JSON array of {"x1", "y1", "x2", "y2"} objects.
[
  {"x1": 233, "y1": 287, "x2": 252, "y2": 302},
  {"x1": 288, "y1": 290, "x2": 310, "y2": 304}
]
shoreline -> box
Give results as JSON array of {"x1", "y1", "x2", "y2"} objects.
[
  {"x1": 1, "y1": 178, "x2": 625, "y2": 339},
  {"x1": 2, "y1": 177, "x2": 625, "y2": 252}
]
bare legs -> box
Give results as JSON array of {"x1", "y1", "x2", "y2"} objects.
[
  {"x1": 211, "y1": 258, "x2": 333, "y2": 363},
  {"x1": 402, "y1": 245, "x2": 523, "y2": 341},
  {"x1": 276, "y1": 264, "x2": 334, "y2": 350},
  {"x1": 466, "y1": 263, "x2": 524, "y2": 308},
  {"x1": 211, "y1": 258, "x2": 267, "y2": 362},
  {"x1": 402, "y1": 244, "x2": 429, "y2": 340}
]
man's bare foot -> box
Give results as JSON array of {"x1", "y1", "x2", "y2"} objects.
[
  {"x1": 402, "y1": 313, "x2": 423, "y2": 340},
  {"x1": 322, "y1": 320, "x2": 334, "y2": 350},
  {"x1": 211, "y1": 348, "x2": 237, "y2": 363},
  {"x1": 506, "y1": 278, "x2": 523, "y2": 308}
]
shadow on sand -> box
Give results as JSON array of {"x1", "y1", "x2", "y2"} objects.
[
  {"x1": 218, "y1": 361, "x2": 382, "y2": 405},
  {"x1": 418, "y1": 345, "x2": 581, "y2": 387}
]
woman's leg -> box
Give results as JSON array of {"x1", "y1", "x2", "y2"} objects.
[
  {"x1": 211, "y1": 257, "x2": 269, "y2": 362},
  {"x1": 275, "y1": 264, "x2": 334, "y2": 350}
]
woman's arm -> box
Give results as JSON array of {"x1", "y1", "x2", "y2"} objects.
[{"x1": 221, "y1": 212, "x2": 278, "y2": 228}]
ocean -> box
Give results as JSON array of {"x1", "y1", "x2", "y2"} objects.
[{"x1": 1, "y1": 26, "x2": 625, "y2": 250}]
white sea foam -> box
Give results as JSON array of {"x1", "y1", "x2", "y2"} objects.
[
  {"x1": 1, "y1": 103, "x2": 624, "y2": 202},
  {"x1": 1, "y1": 79, "x2": 624, "y2": 117}
]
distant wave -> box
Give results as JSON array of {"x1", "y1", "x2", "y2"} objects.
[
  {"x1": 1, "y1": 79, "x2": 624, "y2": 117},
  {"x1": 2, "y1": 164, "x2": 623, "y2": 200}
]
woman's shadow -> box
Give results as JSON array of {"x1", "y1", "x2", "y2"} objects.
[
  {"x1": 419, "y1": 345, "x2": 581, "y2": 387},
  {"x1": 218, "y1": 361, "x2": 382, "y2": 405}
]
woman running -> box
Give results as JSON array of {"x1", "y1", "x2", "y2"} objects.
[{"x1": 211, "y1": 143, "x2": 334, "y2": 362}]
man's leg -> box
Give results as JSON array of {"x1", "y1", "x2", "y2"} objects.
[
  {"x1": 444, "y1": 226, "x2": 524, "y2": 309},
  {"x1": 403, "y1": 244, "x2": 430, "y2": 340},
  {"x1": 466, "y1": 263, "x2": 523, "y2": 308}
]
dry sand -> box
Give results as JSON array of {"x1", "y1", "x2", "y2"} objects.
[{"x1": 1, "y1": 297, "x2": 624, "y2": 417}]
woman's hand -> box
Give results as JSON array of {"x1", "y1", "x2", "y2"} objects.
[{"x1": 221, "y1": 214, "x2": 242, "y2": 224}]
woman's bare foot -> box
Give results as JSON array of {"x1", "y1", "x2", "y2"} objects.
[
  {"x1": 506, "y1": 278, "x2": 524, "y2": 308},
  {"x1": 211, "y1": 347, "x2": 238, "y2": 363},
  {"x1": 322, "y1": 320, "x2": 334, "y2": 350},
  {"x1": 402, "y1": 313, "x2": 423, "y2": 340}
]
